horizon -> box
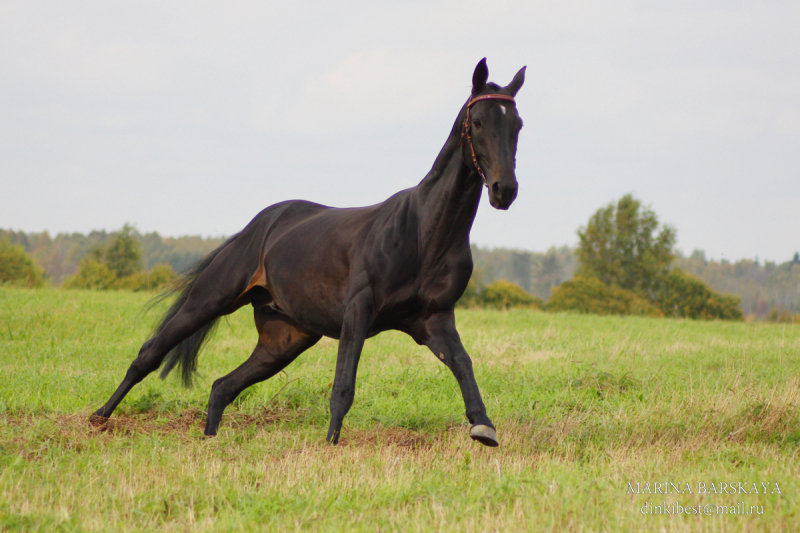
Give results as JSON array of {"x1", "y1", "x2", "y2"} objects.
[{"x1": 3, "y1": 224, "x2": 797, "y2": 266}]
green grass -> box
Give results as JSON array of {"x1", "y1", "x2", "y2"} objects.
[{"x1": 1, "y1": 287, "x2": 799, "y2": 531}]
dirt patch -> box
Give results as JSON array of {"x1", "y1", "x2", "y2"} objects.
[
  {"x1": 224, "y1": 406, "x2": 309, "y2": 430},
  {"x1": 89, "y1": 406, "x2": 313, "y2": 436},
  {"x1": 338, "y1": 425, "x2": 434, "y2": 449},
  {"x1": 2, "y1": 410, "x2": 451, "y2": 457},
  {"x1": 1, "y1": 406, "x2": 307, "y2": 440},
  {"x1": 87, "y1": 408, "x2": 207, "y2": 436}
]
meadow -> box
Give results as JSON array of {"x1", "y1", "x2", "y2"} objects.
[{"x1": 1, "y1": 287, "x2": 798, "y2": 531}]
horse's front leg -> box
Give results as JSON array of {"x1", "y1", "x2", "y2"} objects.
[
  {"x1": 417, "y1": 310, "x2": 498, "y2": 446},
  {"x1": 326, "y1": 284, "x2": 373, "y2": 445}
]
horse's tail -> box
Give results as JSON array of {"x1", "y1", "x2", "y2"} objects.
[{"x1": 151, "y1": 234, "x2": 239, "y2": 386}]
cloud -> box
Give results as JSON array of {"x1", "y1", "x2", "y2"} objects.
[
  {"x1": 251, "y1": 48, "x2": 461, "y2": 134},
  {"x1": 1, "y1": 1, "x2": 799, "y2": 261}
]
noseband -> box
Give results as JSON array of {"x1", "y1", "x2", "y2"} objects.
[{"x1": 462, "y1": 93, "x2": 517, "y2": 186}]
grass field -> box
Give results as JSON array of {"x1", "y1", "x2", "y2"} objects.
[{"x1": 1, "y1": 287, "x2": 799, "y2": 532}]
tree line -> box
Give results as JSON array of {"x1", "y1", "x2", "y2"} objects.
[
  {"x1": 469, "y1": 247, "x2": 799, "y2": 320},
  {"x1": 0, "y1": 227, "x2": 224, "y2": 286},
  {"x1": 471, "y1": 246, "x2": 800, "y2": 317},
  {"x1": 468, "y1": 195, "x2": 798, "y2": 321},
  {"x1": 2, "y1": 196, "x2": 798, "y2": 321}
]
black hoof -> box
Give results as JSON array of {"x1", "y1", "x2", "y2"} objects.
[
  {"x1": 470, "y1": 424, "x2": 499, "y2": 447},
  {"x1": 326, "y1": 429, "x2": 340, "y2": 445}
]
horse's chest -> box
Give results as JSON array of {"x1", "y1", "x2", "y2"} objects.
[{"x1": 415, "y1": 258, "x2": 471, "y2": 307}]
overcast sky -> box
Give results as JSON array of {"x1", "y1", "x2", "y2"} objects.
[{"x1": 1, "y1": 1, "x2": 798, "y2": 262}]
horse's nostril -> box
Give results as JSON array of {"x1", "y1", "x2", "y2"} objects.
[{"x1": 491, "y1": 182, "x2": 501, "y2": 195}]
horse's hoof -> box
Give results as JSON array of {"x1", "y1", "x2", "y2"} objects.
[
  {"x1": 88, "y1": 413, "x2": 109, "y2": 426},
  {"x1": 470, "y1": 424, "x2": 499, "y2": 447}
]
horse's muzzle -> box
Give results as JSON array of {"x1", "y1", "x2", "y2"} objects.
[{"x1": 488, "y1": 179, "x2": 518, "y2": 210}]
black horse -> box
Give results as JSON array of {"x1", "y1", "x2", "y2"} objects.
[{"x1": 91, "y1": 58, "x2": 526, "y2": 446}]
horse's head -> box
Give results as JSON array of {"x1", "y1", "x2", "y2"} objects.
[{"x1": 463, "y1": 58, "x2": 526, "y2": 210}]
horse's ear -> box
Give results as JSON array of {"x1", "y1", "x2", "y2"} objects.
[
  {"x1": 472, "y1": 58, "x2": 488, "y2": 94},
  {"x1": 507, "y1": 66, "x2": 526, "y2": 96}
]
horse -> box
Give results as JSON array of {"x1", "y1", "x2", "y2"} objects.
[{"x1": 91, "y1": 58, "x2": 526, "y2": 446}]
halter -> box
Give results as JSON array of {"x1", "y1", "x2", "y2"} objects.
[{"x1": 462, "y1": 93, "x2": 517, "y2": 186}]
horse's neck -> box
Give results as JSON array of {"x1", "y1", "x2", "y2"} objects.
[{"x1": 414, "y1": 126, "x2": 483, "y2": 256}]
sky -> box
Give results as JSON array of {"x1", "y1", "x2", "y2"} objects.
[{"x1": 1, "y1": 1, "x2": 798, "y2": 263}]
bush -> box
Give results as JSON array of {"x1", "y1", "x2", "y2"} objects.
[
  {"x1": 478, "y1": 279, "x2": 542, "y2": 310},
  {"x1": 63, "y1": 258, "x2": 117, "y2": 290},
  {"x1": 116, "y1": 264, "x2": 178, "y2": 291},
  {"x1": 66, "y1": 260, "x2": 179, "y2": 292},
  {"x1": 765, "y1": 306, "x2": 800, "y2": 324},
  {"x1": 61, "y1": 226, "x2": 179, "y2": 292},
  {"x1": 0, "y1": 239, "x2": 46, "y2": 287},
  {"x1": 654, "y1": 269, "x2": 742, "y2": 320},
  {"x1": 547, "y1": 276, "x2": 663, "y2": 317}
]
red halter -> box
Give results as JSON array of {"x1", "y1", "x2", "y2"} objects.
[{"x1": 462, "y1": 93, "x2": 517, "y2": 186}]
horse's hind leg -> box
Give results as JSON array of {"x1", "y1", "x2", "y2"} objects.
[
  {"x1": 204, "y1": 310, "x2": 320, "y2": 436},
  {"x1": 90, "y1": 337, "x2": 164, "y2": 422},
  {"x1": 91, "y1": 275, "x2": 246, "y2": 423},
  {"x1": 90, "y1": 305, "x2": 218, "y2": 423}
]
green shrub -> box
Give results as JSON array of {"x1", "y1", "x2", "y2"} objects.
[
  {"x1": 765, "y1": 306, "x2": 800, "y2": 324},
  {"x1": 116, "y1": 263, "x2": 178, "y2": 291},
  {"x1": 478, "y1": 279, "x2": 542, "y2": 310},
  {"x1": 63, "y1": 258, "x2": 117, "y2": 290},
  {"x1": 0, "y1": 239, "x2": 46, "y2": 287},
  {"x1": 61, "y1": 226, "x2": 178, "y2": 292},
  {"x1": 547, "y1": 276, "x2": 662, "y2": 317},
  {"x1": 654, "y1": 269, "x2": 742, "y2": 320},
  {"x1": 67, "y1": 260, "x2": 179, "y2": 292}
]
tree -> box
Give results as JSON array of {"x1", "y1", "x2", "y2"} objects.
[
  {"x1": 0, "y1": 238, "x2": 46, "y2": 287},
  {"x1": 577, "y1": 194, "x2": 675, "y2": 296},
  {"x1": 531, "y1": 246, "x2": 576, "y2": 300},
  {"x1": 63, "y1": 224, "x2": 148, "y2": 290},
  {"x1": 104, "y1": 224, "x2": 142, "y2": 278}
]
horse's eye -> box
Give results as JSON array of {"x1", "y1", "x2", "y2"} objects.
[{"x1": 473, "y1": 119, "x2": 482, "y2": 129}]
